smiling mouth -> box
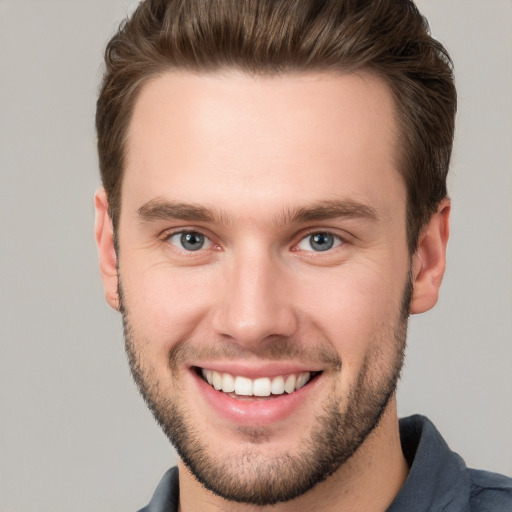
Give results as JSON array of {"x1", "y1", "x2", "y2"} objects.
[{"x1": 196, "y1": 367, "x2": 321, "y2": 398}]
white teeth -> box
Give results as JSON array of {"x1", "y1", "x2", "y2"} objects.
[
  {"x1": 296, "y1": 373, "x2": 309, "y2": 389},
  {"x1": 270, "y1": 375, "x2": 285, "y2": 395},
  {"x1": 221, "y1": 372, "x2": 235, "y2": 393},
  {"x1": 212, "y1": 371, "x2": 222, "y2": 390},
  {"x1": 284, "y1": 374, "x2": 296, "y2": 393},
  {"x1": 201, "y1": 369, "x2": 312, "y2": 397},
  {"x1": 202, "y1": 368, "x2": 213, "y2": 385},
  {"x1": 253, "y1": 377, "x2": 271, "y2": 397},
  {"x1": 234, "y1": 376, "x2": 253, "y2": 396}
]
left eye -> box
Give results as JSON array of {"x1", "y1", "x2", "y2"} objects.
[
  {"x1": 168, "y1": 231, "x2": 213, "y2": 251},
  {"x1": 296, "y1": 232, "x2": 342, "y2": 252}
]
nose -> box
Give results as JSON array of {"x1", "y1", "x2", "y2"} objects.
[{"x1": 211, "y1": 248, "x2": 298, "y2": 349}]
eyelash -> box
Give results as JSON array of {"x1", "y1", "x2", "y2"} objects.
[
  {"x1": 162, "y1": 229, "x2": 346, "y2": 254},
  {"x1": 294, "y1": 231, "x2": 345, "y2": 253},
  {"x1": 164, "y1": 230, "x2": 216, "y2": 253}
]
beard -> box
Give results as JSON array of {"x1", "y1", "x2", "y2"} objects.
[{"x1": 120, "y1": 275, "x2": 411, "y2": 506}]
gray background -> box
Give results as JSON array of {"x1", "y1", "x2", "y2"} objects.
[{"x1": 0, "y1": 1, "x2": 511, "y2": 511}]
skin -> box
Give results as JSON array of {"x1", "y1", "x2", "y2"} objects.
[{"x1": 95, "y1": 71, "x2": 450, "y2": 512}]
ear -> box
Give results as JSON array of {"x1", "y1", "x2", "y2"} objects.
[
  {"x1": 94, "y1": 188, "x2": 120, "y2": 311},
  {"x1": 410, "y1": 198, "x2": 451, "y2": 314}
]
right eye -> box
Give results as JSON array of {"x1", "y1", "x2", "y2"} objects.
[
  {"x1": 167, "y1": 231, "x2": 213, "y2": 252},
  {"x1": 295, "y1": 231, "x2": 343, "y2": 252}
]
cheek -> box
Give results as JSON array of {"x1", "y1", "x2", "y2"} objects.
[
  {"x1": 121, "y1": 263, "x2": 215, "y2": 356},
  {"x1": 295, "y1": 263, "x2": 407, "y2": 370}
]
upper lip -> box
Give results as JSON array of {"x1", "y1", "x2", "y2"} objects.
[{"x1": 189, "y1": 362, "x2": 324, "y2": 379}]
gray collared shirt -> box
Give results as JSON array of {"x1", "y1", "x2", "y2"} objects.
[{"x1": 138, "y1": 415, "x2": 512, "y2": 511}]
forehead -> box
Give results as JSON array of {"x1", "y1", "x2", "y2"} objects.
[{"x1": 123, "y1": 70, "x2": 403, "y2": 221}]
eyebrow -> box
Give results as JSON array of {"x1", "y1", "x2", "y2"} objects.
[
  {"x1": 137, "y1": 200, "x2": 215, "y2": 223},
  {"x1": 288, "y1": 199, "x2": 378, "y2": 224},
  {"x1": 136, "y1": 198, "x2": 379, "y2": 225}
]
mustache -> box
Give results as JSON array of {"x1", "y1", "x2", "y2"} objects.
[{"x1": 166, "y1": 335, "x2": 342, "y2": 372}]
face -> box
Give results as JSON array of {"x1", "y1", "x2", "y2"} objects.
[{"x1": 110, "y1": 71, "x2": 414, "y2": 505}]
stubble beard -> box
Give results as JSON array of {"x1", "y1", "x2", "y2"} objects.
[{"x1": 120, "y1": 277, "x2": 411, "y2": 506}]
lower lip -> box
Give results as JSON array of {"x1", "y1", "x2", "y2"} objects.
[{"x1": 193, "y1": 370, "x2": 321, "y2": 426}]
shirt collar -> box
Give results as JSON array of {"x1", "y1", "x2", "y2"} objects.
[{"x1": 387, "y1": 414, "x2": 471, "y2": 511}]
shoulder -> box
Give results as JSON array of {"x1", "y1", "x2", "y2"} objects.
[
  {"x1": 395, "y1": 416, "x2": 512, "y2": 512},
  {"x1": 137, "y1": 467, "x2": 180, "y2": 512},
  {"x1": 468, "y1": 468, "x2": 512, "y2": 512}
]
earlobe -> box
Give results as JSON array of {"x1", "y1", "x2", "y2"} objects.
[
  {"x1": 410, "y1": 199, "x2": 451, "y2": 314},
  {"x1": 94, "y1": 188, "x2": 120, "y2": 311}
]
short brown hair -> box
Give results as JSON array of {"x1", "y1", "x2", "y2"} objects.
[{"x1": 96, "y1": 0, "x2": 456, "y2": 253}]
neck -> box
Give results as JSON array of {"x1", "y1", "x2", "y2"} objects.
[{"x1": 178, "y1": 397, "x2": 408, "y2": 512}]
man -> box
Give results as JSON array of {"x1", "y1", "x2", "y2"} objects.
[{"x1": 94, "y1": 0, "x2": 512, "y2": 510}]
